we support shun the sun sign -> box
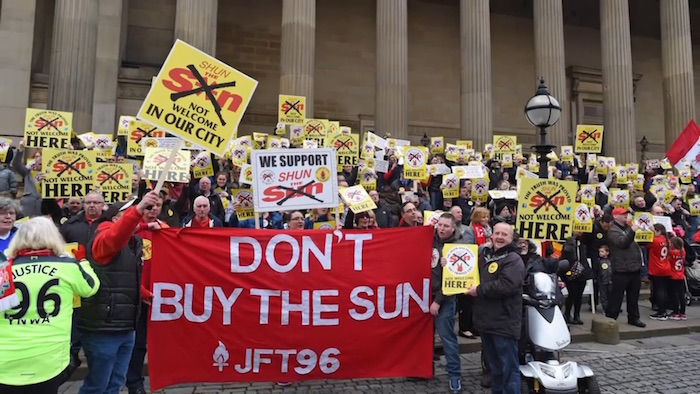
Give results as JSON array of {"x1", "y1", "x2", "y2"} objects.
[
  {"x1": 251, "y1": 148, "x2": 339, "y2": 212},
  {"x1": 137, "y1": 40, "x2": 258, "y2": 156},
  {"x1": 147, "y1": 227, "x2": 434, "y2": 390}
]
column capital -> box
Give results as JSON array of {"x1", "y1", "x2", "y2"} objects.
[{"x1": 175, "y1": 0, "x2": 218, "y2": 56}]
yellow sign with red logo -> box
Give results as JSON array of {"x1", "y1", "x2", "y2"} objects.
[
  {"x1": 128, "y1": 119, "x2": 166, "y2": 157},
  {"x1": 493, "y1": 135, "x2": 517, "y2": 153},
  {"x1": 403, "y1": 146, "x2": 428, "y2": 180},
  {"x1": 575, "y1": 125, "x2": 604, "y2": 153},
  {"x1": 303, "y1": 119, "x2": 327, "y2": 147},
  {"x1": 331, "y1": 133, "x2": 359, "y2": 168},
  {"x1": 232, "y1": 188, "x2": 255, "y2": 221},
  {"x1": 340, "y1": 185, "x2": 376, "y2": 214},
  {"x1": 278, "y1": 94, "x2": 306, "y2": 125},
  {"x1": 516, "y1": 178, "x2": 577, "y2": 241},
  {"x1": 41, "y1": 149, "x2": 97, "y2": 198},
  {"x1": 94, "y1": 163, "x2": 133, "y2": 203},
  {"x1": 442, "y1": 244, "x2": 480, "y2": 295},
  {"x1": 136, "y1": 39, "x2": 259, "y2": 156},
  {"x1": 24, "y1": 108, "x2": 72, "y2": 149}
]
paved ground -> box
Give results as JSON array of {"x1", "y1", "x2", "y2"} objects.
[{"x1": 59, "y1": 334, "x2": 700, "y2": 393}]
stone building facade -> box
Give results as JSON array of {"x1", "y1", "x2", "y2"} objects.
[{"x1": 1, "y1": 0, "x2": 699, "y2": 163}]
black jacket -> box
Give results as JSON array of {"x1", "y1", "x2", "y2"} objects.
[
  {"x1": 561, "y1": 236, "x2": 593, "y2": 281},
  {"x1": 77, "y1": 222, "x2": 143, "y2": 332},
  {"x1": 607, "y1": 222, "x2": 643, "y2": 273},
  {"x1": 59, "y1": 211, "x2": 100, "y2": 246},
  {"x1": 431, "y1": 230, "x2": 457, "y2": 305},
  {"x1": 474, "y1": 243, "x2": 525, "y2": 339}
]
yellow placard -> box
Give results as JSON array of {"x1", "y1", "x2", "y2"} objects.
[
  {"x1": 445, "y1": 144, "x2": 458, "y2": 162},
  {"x1": 442, "y1": 244, "x2": 480, "y2": 296},
  {"x1": 94, "y1": 163, "x2": 133, "y2": 203},
  {"x1": 230, "y1": 145, "x2": 250, "y2": 167},
  {"x1": 0, "y1": 138, "x2": 12, "y2": 162},
  {"x1": 142, "y1": 147, "x2": 191, "y2": 183},
  {"x1": 136, "y1": 40, "x2": 258, "y2": 156},
  {"x1": 689, "y1": 198, "x2": 700, "y2": 216},
  {"x1": 24, "y1": 108, "x2": 72, "y2": 149},
  {"x1": 493, "y1": 135, "x2": 517, "y2": 152},
  {"x1": 331, "y1": 133, "x2": 360, "y2": 168},
  {"x1": 579, "y1": 184, "x2": 596, "y2": 208},
  {"x1": 634, "y1": 212, "x2": 654, "y2": 243},
  {"x1": 93, "y1": 134, "x2": 114, "y2": 160},
  {"x1": 471, "y1": 178, "x2": 489, "y2": 202},
  {"x1": 423, "y1": 210, "x2": 443, "y2": 227},
  {"x1": 304, "y1": 119, "x2": 327, "y2": 147},
  {"x1": 117, "y1": 115, "x2": 133, "y2": 137},
  {"x1": 456, "y1": 140, "x2": 473, "y2": 150},
  {"x1": 278, "y1": 95, "x2": 306, "y2": 125},
  {"x1": 516, "y1": 178, "x2": 578, "y2": 241},
  {"x1": 611, "y1": 189, "x2": 629, "y2": 209},
  {"x1": 340, "y1": 185, "x2": 376, "y2": 214},
  {"x1": 403, "y1": 146, "x2": 428, "y2": 180},
  {"x1": 192, "y1": 151, "x2": 215, "y2": 179},
  {"x1": 430, "y1": 137, "x2": 444, "y2": 155},
  {"x1": 575, "y1": 125, "x2": 603, "y2": 153},
  {"x1": 313, "y1": 221, "x2": 336, "y2": 230},
  {"x1": 442, "y1": 174, "x2": 459, "y2": 199},
  {"x1": 572, "y1": 204, "x2": 593, "y2": 233},
  {"x1": 266, "y1": 136, "x2": 282, "y2": 149},
  {"x1": 128, "y1": 120, "x2": 166, "y2": 157},
  {"x1": 41, "y1": 149, "x2": 97, "y2": 199},
  {"x1": 359, "y1": 168, "x2": 376, "y2": 191},
  {"x1": 239, "y1": 164, "x2": 253, "y2": 185},
  {"x1": 232, "y1": 188, "x2": 255, "y2": 220},
  {"x1": 561, "y1": 146, "x2": 574, "y2": 162}
]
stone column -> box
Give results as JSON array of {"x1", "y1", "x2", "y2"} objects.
[
  {"x1": 174, "y1": 0, "x2": 218, "y2": 55},
  {"x1": 280, "y1": 0, "x2": 316, "y2": 117},
  {"x1": 533, "y1": 0, "x2": 568, "y2": 148},
  {"x1": 92, "y1": 0, "x2": 124, "y2": 134},
  {"x1": 0, "y1": 0, "x2": 37, "y2": 137},
  {"x1": 375, "y1": 0, "x2": 408, "y2": 139},
  {"x1": 460, "y1": 0, "x2": 492, "y2": 150},
  {"x1": 661, "y1": 0, "x2": 695, "y2": 149},
  {"x1": 48, "y1": 0, "x2": 99, "y2": 135},
  {"x1": 600, "y1": 0, "x2": 636, "y2": 164}
]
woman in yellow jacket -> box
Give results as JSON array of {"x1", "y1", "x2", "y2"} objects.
[{"x1": 0, "y1": 217, "x2": 100, "y2": 394}]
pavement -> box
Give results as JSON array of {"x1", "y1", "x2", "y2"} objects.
[{"x1": 59, "y1": 334, "x2": 700, "y2": 393}]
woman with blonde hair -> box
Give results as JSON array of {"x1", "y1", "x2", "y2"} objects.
[
  {"x1": 0, "y1": 217, "x2": 100, "y2": 393},
  {"x1": 462, "y1": 207, "x2": 492, "y2": 245},
  {"x1": 304, "y1": 207, "x2": 330, "y2": 229}
]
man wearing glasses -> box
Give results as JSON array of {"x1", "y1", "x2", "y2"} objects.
[{"x1": 0, "y1": 197, "x2": 19, "y2": 254}]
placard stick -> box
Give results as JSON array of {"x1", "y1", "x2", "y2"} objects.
[
  {"x1": 335, "y1": 210, "x2": 341, "y2": 229},
  {"x1": 152, "y1": 139, "x2": 183, "y2": 195},
  {"x1": 412, "y1": 180, "x2": 418, "y2": 193},
  {"x1": 254, "y1": 211, "x2": 260, "y2": 229}
]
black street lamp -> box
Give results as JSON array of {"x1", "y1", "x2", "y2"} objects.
[
  {"x1": 524, "y1": 78, "x2": 562, "y2": 179},
  {"x1": 640, "y1": 136, "x2": 649, "y2": 161},
  {"x1": 421, "y1": 133, "x2": 430, "y2": 148}
]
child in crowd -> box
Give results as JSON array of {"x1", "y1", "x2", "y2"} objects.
[
  {"x1": 668, "y1": 236, "x2": 687, "y2": 320},
  {"x1": 647, "y1": 224, "x2": 673, "y2": 320},
  {"x1": 598, "y1": 245, "x2": 613, "y2": 314}
]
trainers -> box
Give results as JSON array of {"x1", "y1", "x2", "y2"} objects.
[
  {"x1": 669, "y1": 314, "x2": 682, "y2": 321},
  {"x1": 449, "y1": 377, "x2": 462, "y2": 393},
  {"x1": 680, "y1": 314, "x2": 687, "y2": 320},
  {"x1": 650, "y1": 313, "x2": 668, "y2": 321}
]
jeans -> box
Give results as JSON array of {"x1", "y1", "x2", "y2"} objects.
[
  {"x1": 79, "y1": 330, "x2": 136, "y2": 394},
  {"x1": 434, "y1": 298, "x2": 461, "y2": 379},
  {"x1": 481, "y1": 333, "x2": 520, "y2": 394},
  {"x1": 127, "y1": 305, "x2": 149, "y2": 389}
]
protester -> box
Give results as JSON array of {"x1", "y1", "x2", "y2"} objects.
[
  {"x1": 182, "y1": 196, "x2": 223, "y2": 228},
  {"x1": 646, "y1": 223, "x2": 672, "y2": 320},
  {"x1": 466, "y1": 222, "x2": 524, "y2": 394},
  {"x1": 0, "y1": 158, "x2": 18, "y2": 198},
  {"x1": 11, "y1": 141, "x2": 43, "y2": 217},
  {"x1": 285, "y1": 211, "x2": 305, "y2": 230},
  {"x1": 78, "y1": 192, "x2": 159, "y2": 394},
  {"x1": 0, "y1": 197, "x2": 19, "y2": 254},
  {"x1": 606, "y1": 207, "x2": 646, "y2": 327},
  {"x1": 400, "y1": 202, "x2": 420, "y2": 227},
  {"x1": 0, "y1": 217, "x2": 100, "y2": 393},
  {"x1": 668, "y1": 236, "x2": 688, "y2": 320},
  {"x1": 597, "y1": 245, "x2": 613, "y2": 314},
  {"x1": 561, "y1": 234, "x2": 592, "y2": 325},
  {"x1": 191, "y1": 177, "x2": 225, "y2": 224},
  {"x1": 432, "y1": 213, "x2": 462, "y2": 394}
]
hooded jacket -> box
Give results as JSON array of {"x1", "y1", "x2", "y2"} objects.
[
  {"x1": 431, "y1": 229, "x2": 458, "y2": 305},
  {"x1": 473, "y1": 242, "x2": 525, "y2": 339}
]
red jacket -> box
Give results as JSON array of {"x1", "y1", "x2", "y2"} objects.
[
  {"x1": 647, "y1": 235, "x2": 672, "y2": 277},
  {"x1": 135, "y1": 219, "x2": 170, "y2": 298}
]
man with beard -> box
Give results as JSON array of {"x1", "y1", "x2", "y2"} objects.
[{"x1": 465, "y1": 223, "x2": 524, "y2": 394}]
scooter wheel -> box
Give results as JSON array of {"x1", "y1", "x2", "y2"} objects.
[
  {"x1": 579, "y1": 376, "x2": 601, "y2": 394},
  {"x1": 520, "y1": 377, "x2": 533, "y2": 394}
]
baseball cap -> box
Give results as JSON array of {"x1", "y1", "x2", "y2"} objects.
[{"x1": 611, "y1": 207, "x2": 630, "y2": 216}]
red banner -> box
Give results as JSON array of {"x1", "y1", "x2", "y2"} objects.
[{"x1": 147, "y1": 227, "x2": 434, "y2": 390}]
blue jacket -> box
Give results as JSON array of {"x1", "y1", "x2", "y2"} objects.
[{"x1": 230, "y1": 212, "x2": 283, "y2": 229}]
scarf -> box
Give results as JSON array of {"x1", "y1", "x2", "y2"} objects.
[
  {"x1": 0, "y1": 249, "x2": 53, "y2": 312},
  {"x1": 472, "y1": 224, "x2": 488, "y2": 245}
]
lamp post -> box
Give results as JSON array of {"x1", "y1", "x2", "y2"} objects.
[
  {"x1": 421, "y1": 133, "x2": 430, "y2": 148},
  {"x1": 640, "y1": 136, "x2": 649, "y2": 161},
  {"x1": 524, "y1": 78, "x2": 562, "y2": 179}
]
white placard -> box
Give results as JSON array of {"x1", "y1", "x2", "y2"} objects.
[
  {"x1": 488, "y1": 190, "x2": 518, "y2": 200},
  {"x1": 251, "y1": 148, "x2": 339, "y2": 212},
  {"x1": 653, "y1": 215, "x2": 674, "y2": 232},
  {"x1": 452, "y1": 165, "x2": 484, "y2": 179},
  {"x1": 374, "y1": 159, "x2": 389, "y2": 173}
]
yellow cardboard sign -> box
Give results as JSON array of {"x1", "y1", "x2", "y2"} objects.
[
  {"x1": 303, "y1": 119, "x2": 327, "y2": 147},
  {"x1": 0, "y1": 138, "x2": 12, "y2": 162},
  {"x1": 359, "y1": 168, "x2": 376, "y2": 191},
  {"x1": 445, "y1": 144, "x2": 458, "y2": 162},
  {"x1": 278, "y1": 95, "x2": 306, "y2": 125},
  {"x1": 93, "y1": 134, "x2": 115, "y2": 160},
  {"x1": 442, "y1": 174, "x2": 459, "y2": 199},
  {"x1": 580, "y1": 184, "x2": 596, "y2": 208},
  {"x1": 575, "y1": 125, "x2": 603, "y2": 153},
  {"x1": 689, "y1": 198, "x2": 700, "y2": 216},
  {"x1": 403, "y1": 146, "x2": 428, "y2": 180},
  {"x1": 516, "y1": 178, "x2": 577, "y2": 241},
  {"x1": 142, "y1": 147, "x2": 191, "y2": 183},
  {"x1": 313, "y1": 221, "x2": 336, "y2": 230},
  {"x1": 611, "y1": 189, "x2": 629, "y2": 209},
  {"x1": 192, "y1": 151, "x2": 215, "y2": 179},
  {"x1": 128, "y1": 120, "x2": 166, "y2": 157},
  {"x1": 561, "y1": 146, "x2": 574, "y2": 162},
  {"x1": 572, "y1": 204, "x2": 593, "y2": 233},
  {"x1": 340, "y1": 185, "x2": 376, "y2": 214},
  {"x1": 331, "y1": 133, "x2": 359, "y2": 168},
  {"x1": 230, "y1": 145, "x2": 250, "y2": 167},
  {"x1": 137, "y1": 39, "x2": 258, "y2": 156},
  {"x1": 118, "y1": 115, "x2": 133, "y2": 137},
  {"x1": 493, "y1": 135, "x2": 517, "y2": 152},
  {"x1": 471, "y1": 178, "x2": 489, "y2": 203},
  {"x1": 423, "y1": 210, "x2": 443, "y2": 227},
  {"x1": 41, "y1": 149, "x2": 97, "y2": 198},
  {"x1": 430, "y1": 137, "x2": 444, "y2": 155},
  {"x1": 232, "y1": 188, "x2": 255, "y2": 221},
  {"x1": 634, "y1": 212, "x2": 654, "y2": 243},
  {"x1": 94, "y1": 163, "x2": 133, "y2": 203},
  {"x1": 442, "y1": 244, "x2": 480, "y2": 296},
  {"x1": 456, "y1": 140, "x2": 473, "y2": 150},
  {"x1": 24, "y1": 108, "x2": 72, "y2": 149}
]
